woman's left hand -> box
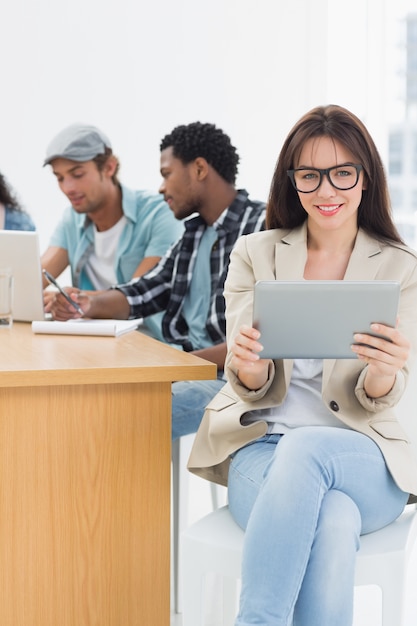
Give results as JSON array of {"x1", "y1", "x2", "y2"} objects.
[{"x1": 351, "y1": 322, "x2": 409, "y2": 397}]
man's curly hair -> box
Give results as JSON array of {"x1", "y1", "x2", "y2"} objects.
[{"x1": 160, "y1": 122, "x2": 239, "y2": 184}]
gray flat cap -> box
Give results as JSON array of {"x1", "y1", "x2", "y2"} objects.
[{"x1": 43, "y1": 123, "x2": 112, "y2": 166}]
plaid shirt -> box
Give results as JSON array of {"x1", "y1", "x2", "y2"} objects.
[{"x1": 117, "y1": 189, "x2": 266, "y2": 351}]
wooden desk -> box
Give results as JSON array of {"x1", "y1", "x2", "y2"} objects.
[{"x1": 0, "y1": 323, "x2": 216, "y2": 626}]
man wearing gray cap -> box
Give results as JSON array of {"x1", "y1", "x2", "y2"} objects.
[{"x1": 41, "y1": 123, "x2": 183, "y2": 340}]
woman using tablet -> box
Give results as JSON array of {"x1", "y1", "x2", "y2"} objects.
[{"x1": 188, "y1": 104, "x2": 417, "y2": 625}]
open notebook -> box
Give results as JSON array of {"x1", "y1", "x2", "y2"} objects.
[{"x1": 31, "y1": 318, "x2": 141, "y2": 337}]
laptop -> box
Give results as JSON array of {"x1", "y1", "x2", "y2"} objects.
[
  {"x1": 0, "y1": 231, "x2": 46, "y2": 322},
  {"x1": 252, "y1": 280, "x2": 400, "y2": 359}
]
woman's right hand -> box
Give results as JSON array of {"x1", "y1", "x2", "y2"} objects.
[{"x1": 230, "y1": 324, "x2": 271, "y2": 389}]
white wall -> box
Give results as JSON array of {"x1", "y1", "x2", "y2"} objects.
[{"x1": 0, "y1": 0, "x2": 389, "y2": 253}]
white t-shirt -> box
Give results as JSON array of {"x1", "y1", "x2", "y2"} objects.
[
  {"x1": 241, "y1": 359, "x2": 349, "y2": 434},
  {"x1": 85, "y1": 216, "x2": 128, "y2": 289}
]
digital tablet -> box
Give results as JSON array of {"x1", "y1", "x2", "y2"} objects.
[{"x1": 252, "y1": 280, "x2": 400, "y2": 359}]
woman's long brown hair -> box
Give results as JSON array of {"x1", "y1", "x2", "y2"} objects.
[{"x1": 266, "y1": 104, "x2": 403, "y2": 244}]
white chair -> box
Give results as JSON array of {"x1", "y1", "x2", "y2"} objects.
[
  {"x1": 181, "y1": 502, "x2": 417, "y2": 626},
  {"x1": 181, "y1": 366, "x2": 417, "y2": 624},
  {"x1": 172, "y1": 434, "x2": 226, "y2": 613}
]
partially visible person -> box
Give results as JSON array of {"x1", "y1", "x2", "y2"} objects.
[
  {"x1": 0, "y1": 171, "x2": 36, "y2": 231},
  {"x1": 41, "y1": 123, "x2": 183, "y2": 341},
  {"x1": 48, "y1": 122, "x2": 266, "y2": 440},
  {"x1": 188, "y1": 104, "x2": 417, "y2": 626}
]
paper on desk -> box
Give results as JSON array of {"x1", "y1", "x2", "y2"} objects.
[{"x1": 31, "y1": 318, "x2": 141, "y2": 337}]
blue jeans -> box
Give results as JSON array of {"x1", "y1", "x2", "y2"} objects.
[
  {"x1": 228, "y1": 427, "x2": 409, "y2": 626},
  {"x1": 171, "y1": 375, "x2": 225, "y2": 440}
]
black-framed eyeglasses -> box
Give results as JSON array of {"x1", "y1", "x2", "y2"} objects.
[{"x1": 287, "y1": 164, "x2": 363, "y2": 193}]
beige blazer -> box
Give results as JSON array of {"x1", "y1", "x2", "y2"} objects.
[{"x1": 188, "y1": 225, "x2": 417, "y2": 497}]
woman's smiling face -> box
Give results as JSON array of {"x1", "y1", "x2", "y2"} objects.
[{"x1": 295, "y1": 136, "x2": 366, "y2": 235}]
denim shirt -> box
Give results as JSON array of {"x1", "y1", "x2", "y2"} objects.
[{"x1": 4, "y1": 207, "x2": 36, "y2": 231}]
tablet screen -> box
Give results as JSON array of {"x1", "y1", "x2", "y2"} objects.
[{"x1": 252, "y1": 280, "x2": 400, "y2": 359}]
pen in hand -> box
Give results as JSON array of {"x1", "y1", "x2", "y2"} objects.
[{"x1": 43, "y1": 269, "x2": 84, "y2": 316}]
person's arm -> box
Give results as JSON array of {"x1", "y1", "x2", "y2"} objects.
[
  {"x1": 131, "y1": 256, "x2": 161, "y2": 278},
  {"x1": 195, "y1": 332, "x2": 271, "y2": 389},
  {"x1": 221, "y1": 236, "x2": 274, "y2": 391},
  {"x1": 192, "y1": 342, "x2": 227, "y2": 370},
  {"x1": 41, "y1": 246, "x2": 69, "y2": 287},
  {"x1": 351, "y1": 322, "x2": 410, "y2": 398},
  {"x1": 51, "y1": 287, "x2": 130, "y2": 321},
  {"x1": 49, "y1": 237, "x2": 177, "y2": 322},
  {"x1": 353, "y1": 259, "x2": 417, "y2": 403},
  {"x1": 229, "y1": 325, "x2": 271, "y2": 390},
  {"x1": 41, "y1": 246, "x2": 71, "y2": 311},
  {"x1": 125, "y1": 190, "x2": 183, "y2": 281}
]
